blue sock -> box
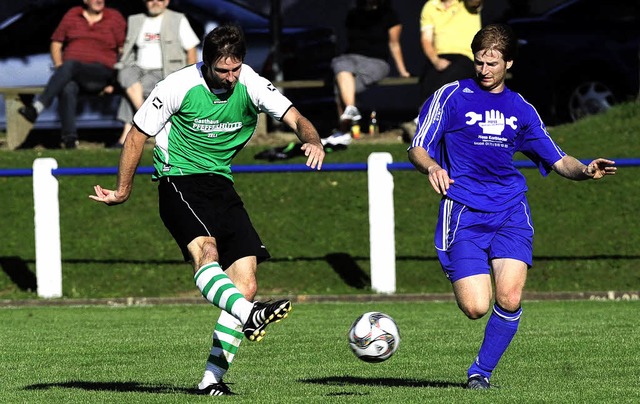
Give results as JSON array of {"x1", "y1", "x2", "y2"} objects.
[{"x1": 467, "y1": 304, "x2": 522, "y2": 380}]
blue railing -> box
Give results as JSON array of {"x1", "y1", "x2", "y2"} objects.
[
  {"x1": 10, "y1": 154, "x2": 638, "y2": 298},
  {"x1": 1, "y1": 158, "x2": 638, "y2": 177}
]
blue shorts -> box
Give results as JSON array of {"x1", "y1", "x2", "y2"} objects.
[{"x1": 435, "y1": 197, "x2": 534, "y2": 283}]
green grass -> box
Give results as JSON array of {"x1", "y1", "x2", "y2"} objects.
[
  {"x1": 1, "y1": 300, "x2": 639, "y2": 403},
  {"x1": 0, "y1": 102, "x2": 639, "y2": 299}
]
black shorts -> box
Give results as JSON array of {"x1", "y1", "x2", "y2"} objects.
[{"x1": 158, "y1": 174, "x2": 270, "y2": 269}]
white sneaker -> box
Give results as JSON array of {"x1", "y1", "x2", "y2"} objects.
[
  {"x1": 321, "y1": 131, "x2": 352, "y2": 146},
  {"x1": 340, "y1": 105, "x2": 362, "y2": 122}
]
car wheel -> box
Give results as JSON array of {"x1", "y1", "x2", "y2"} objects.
[{"x1": 567, "y1": 80, "x2": 616, "y2": 122}]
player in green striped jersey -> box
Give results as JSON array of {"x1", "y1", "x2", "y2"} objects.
[{"x1": 91, "y1": 23, "x2": 325, "y2": 395}]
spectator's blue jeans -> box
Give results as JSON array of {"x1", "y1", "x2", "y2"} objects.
[{"x1": 38, "y1": 60, "x2": 114, "y2": 140}]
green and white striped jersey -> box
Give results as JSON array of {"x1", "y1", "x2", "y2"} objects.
[{"x1": 134, "y1": 62, "x2": 293, "y2": 182}]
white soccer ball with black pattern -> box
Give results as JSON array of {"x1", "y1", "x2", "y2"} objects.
[{"x1": 348, "y1": 311, "x2": 400, "y2": 363}]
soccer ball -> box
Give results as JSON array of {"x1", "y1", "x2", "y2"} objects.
[{"x1": 348, "y1": 312, "x2": 400, "y2": 363}]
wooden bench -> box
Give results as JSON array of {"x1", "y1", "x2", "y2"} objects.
[
  {"x1": 272, "y1": 76, "x2": 418, "y2": 89},
  {"x1": 1, "y1": 86, "x2": 44, "y2": 150},
  {"x1": 1, "y1": 86, "x2": 125, "y2": 150},
  {"x1": 267, "y1": 76, "x2": 419, "y2": 133},
  {"x1": 1, "y1": 77, "x2": 418, "y2": 150}
]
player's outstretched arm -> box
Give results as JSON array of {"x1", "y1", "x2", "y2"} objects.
[
  {"x1": 552, "y1": 155, "x2": 617, "y2": 181},
  {"x1": 282, "y1": 107, "x2": 325, "y2": 170},
  {"x1": 89, "y1": 126, "x2": 149, "y2": 205}
]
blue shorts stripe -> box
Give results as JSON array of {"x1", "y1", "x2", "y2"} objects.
[{"x1": 435, "y1": 196, "x2": 534, "y2": 282}]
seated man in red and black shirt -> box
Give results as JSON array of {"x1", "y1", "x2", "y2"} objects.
[{"x1": 19, "y1": 0, "x2": 126, "y2": 149}]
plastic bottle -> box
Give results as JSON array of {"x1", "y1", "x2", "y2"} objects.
[
  {"x1": 351, "y1": 119, "x2": 361, "y2": 139},
  {"x1": 368, "y1": 111, "x2": 378, "y2": 136}
]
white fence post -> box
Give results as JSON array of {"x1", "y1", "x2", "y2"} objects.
[
  {"x1": 367, "y1": 152, "x2": 396, "y2": 294},
  {"x1": 32, "y1": 158, "x2": 62, "y2": 298}
]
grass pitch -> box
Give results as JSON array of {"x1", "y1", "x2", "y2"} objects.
[{"x1": 1, "y1": 300, "x2": 639, "y2": 403}]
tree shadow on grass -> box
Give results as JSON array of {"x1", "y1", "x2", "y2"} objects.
[
  {"x1": 24, "y1": 380, "x2": 199, "y2": 395},
  {"x1": 0, "y1": 256, "x2": 36, "y2": 292},
  {"x1": 325, "y1": 252, "x2": 370, "y2": 289},
  {"x1": 301, "y1": 375, "x2": 464, "y2": 390}
]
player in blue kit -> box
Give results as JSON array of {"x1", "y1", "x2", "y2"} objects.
[{"x1": 408, "y1": 23, "x2": 616, "y2": 389}]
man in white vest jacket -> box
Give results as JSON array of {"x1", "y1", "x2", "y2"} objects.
[{"x1": 113, "y1": 0, "x2": 199, "y2": 147}]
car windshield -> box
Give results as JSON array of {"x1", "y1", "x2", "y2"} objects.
[{"x1": 0, "y1": 13, "x2": 22, "y2": 30}]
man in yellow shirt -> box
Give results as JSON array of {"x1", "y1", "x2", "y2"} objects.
[
  {"x1": 402, "y1": 0, "x2": 481, "y2": 141},
  {"x1": 419, "y1": 0, "x2": 482, "y2": 99}
]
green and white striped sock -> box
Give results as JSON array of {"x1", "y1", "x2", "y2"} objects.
[
  {"x1": 199, "y1": 311, "x2": 244, "y2": 387},
  {"x1": 193, "y1": 262, "x2": 253, "y2": 323}
]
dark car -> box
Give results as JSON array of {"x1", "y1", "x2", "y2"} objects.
[
  {"x1": 0, "y1": 0, "x2": 336, "y2": 131},
  {"x1": 506, "y1": 0, "x2": 639, "y2": 124}
]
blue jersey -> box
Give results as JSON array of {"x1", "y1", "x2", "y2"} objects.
[{"x1": 410, "y1": 78, "x2": 565, "y2": 212}]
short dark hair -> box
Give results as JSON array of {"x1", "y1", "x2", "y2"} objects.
[
  {"x1": 202, "y1": 24, "x2": 247, "y2": 67},
  {"x1": 471, "y1": 23, "x2": 518, "y2": 61}
]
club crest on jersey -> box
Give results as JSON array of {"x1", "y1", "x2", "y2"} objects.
[
  {"x1": 152, "y1": 97, "x2": 163, "y2": 110},
  {"x1": 465, "y1": 110, "x2": 517, "y2": 135},
  {"x1": 466, "y1": 110, "x2": 517, "y2": 148}
]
